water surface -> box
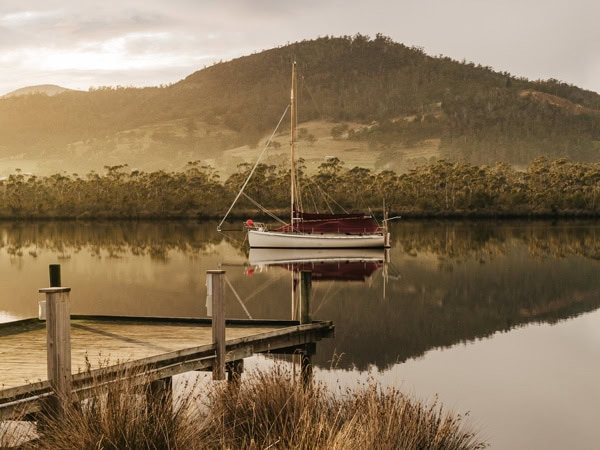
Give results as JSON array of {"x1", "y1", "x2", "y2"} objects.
[{"x1": 1, "y1": 220, "x2": 598, "y2": 449}]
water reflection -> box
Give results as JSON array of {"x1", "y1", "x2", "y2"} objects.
[
  {"x1": 248, "y1": 248, "x2": 385, "y2": 282},
  {"x1": 0, "y1": 220, "x2": 228, "y2": 259},
  {"x1": 0, "y1": 220, "x2": 599, "y2": 372},
  {"x1": 2, "y1": 220, "x2": 598, "y2": 450},
  {"x1": 312, "y1": 221, "x2": 600, "y2": 370}
]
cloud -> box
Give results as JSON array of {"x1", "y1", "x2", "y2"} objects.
[{"x1": 0, "y1": 0, "x2": 599, "y2": 95}]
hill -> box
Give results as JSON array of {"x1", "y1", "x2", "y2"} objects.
[
  {"x1": 1, "y1": 84, "x2": 77, "y2": 98},
  {"x1": 0, "y1": 34, "x2": 599, "y2": 176}
]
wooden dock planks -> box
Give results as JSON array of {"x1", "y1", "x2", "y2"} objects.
[
  {"x1": 0, "y1": 319, "x2": 280, "y2": 390},
  {"x1": 0, "y1": 317, "x2": 334, "y2": 421}
]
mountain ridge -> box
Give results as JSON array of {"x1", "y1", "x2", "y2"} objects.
[{"x1": 0, "y1": 34, "x2": 598, "y2": 176}]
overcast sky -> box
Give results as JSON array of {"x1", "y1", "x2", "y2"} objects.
[{"x1": 1, "y1": 0, "x2": 599, "y2": 96}]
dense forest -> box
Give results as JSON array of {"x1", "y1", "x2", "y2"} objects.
[
  {"x1": 1, "y1": 34, "x2": 599, "y2": 174},
  {"x1": 0, "y1": 158, "x2": 598, "y2": 219}
]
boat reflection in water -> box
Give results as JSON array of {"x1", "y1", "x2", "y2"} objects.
[
  {"x1": 248, "y1": 248, "x2": 387, "y2": 321},
  {"x1": 248, "y1": 248, "x2": 386, "y2": 282}
]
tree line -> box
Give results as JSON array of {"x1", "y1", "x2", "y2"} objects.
[{"x1": 0, "y1": 158, "x2": 598, "y2": 219}]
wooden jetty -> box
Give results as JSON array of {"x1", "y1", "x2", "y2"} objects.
[{"x1": 0, "y1": 270, "x2": 333, "y2": 421}]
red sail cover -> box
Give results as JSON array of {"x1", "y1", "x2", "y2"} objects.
[{"x1": 276, "y1": 212, "x2": 381, "y2": 234}]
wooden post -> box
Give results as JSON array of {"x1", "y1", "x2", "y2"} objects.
[
  {"x1": 300, "y1": 271, "x2": 312, "y2": 325},
  {"x1": 144, "y1": 377, "x2": 173, "y2": 443},
  {"x1": 300, "y1": 271, "x2": 313, "y2": 387},
  {"x1": 49, "y1": 264, "x2": 61, "y2": 287},
  {"x1": 207, "y1": 270, "x2": 226, "y2": 380},
  {"x1": 39, "y1": 287, "x2": 72, "y2": 414},
  {"x1": 149, "y1": 378, "x2": 173, "y2": 400},
  {"x1": 39, "y1": 264, "x2": 62, "y2": 321},
  {"x1": 148, "y1": 377, "x2": 173, "y2": 413},
  {"x1": 301, "y1": 345, "x2": 315, "y2": 387},
  {"x1": 226, "y1": 360, "x2": 244, "y2": 385}
]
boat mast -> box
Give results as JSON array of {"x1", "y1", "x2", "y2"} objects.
[{"x1": 290, "y1": 61, "x2": 297, "y2": 231}]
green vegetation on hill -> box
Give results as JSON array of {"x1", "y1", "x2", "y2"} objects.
[
  {"x1": 0, "y1": 34, "x2": 599, "y2": 176},
  {"x1": 441, "y1": 88, "x2": 600, "y2": 164}
]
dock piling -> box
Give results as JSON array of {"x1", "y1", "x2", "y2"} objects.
[
  {"x1": 300, "y1": 271, "x2": 311, "y2": 324},
  {"x1": 207, "y1": 270, "x2": 226, "y2": 380},
  {"x1": 39, "y1": 286, "x2": 72, "y2": 415},
  {"x1": 226, "y1": 360, "x2": 244, "y2": 384},
  {"x1": 39, "y1": 264, "x2": 62, "y2": 321},
  {"x1": 300, "y1": 271, "x2": 313, "y2": 386},
  {"x1": 49, "y1": 264, "x2": 61, "y2": 288}
]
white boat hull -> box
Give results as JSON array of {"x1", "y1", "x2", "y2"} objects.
[{"x1": 248, "y1": 229, "x2": 388, "y2": 248}]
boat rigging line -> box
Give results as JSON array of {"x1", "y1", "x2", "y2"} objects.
[
  {"x1": 224, "y1": 274, "x2": 253, "y2": 319},
  {"x1": 241, "y1": 192, "x2": 287, "y2": 225},
  {"x1": 217, "y1": 105, "x2": 290, "y2": 232}
]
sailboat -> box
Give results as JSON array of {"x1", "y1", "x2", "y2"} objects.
[{"x1": 220, "y1": 62, "x2": 390, "y2": 249}]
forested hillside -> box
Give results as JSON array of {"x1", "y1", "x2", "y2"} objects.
[{"x1": 0, "y1": 34, "x2": 599, "y2": 176}]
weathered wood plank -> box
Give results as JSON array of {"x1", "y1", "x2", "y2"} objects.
[
  {"x1": 0, "y1": 320, "x2": 281, "y2": 391},
  {"x1": 0, "y1": 319, "x2": 334, "y2": 420}
]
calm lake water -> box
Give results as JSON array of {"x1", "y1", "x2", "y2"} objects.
[{"x1": 1, "y1": 220, "x2": 599, "y2": 449}]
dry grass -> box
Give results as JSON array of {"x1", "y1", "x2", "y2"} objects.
[
  {"x1": 0, "y1": 420, "x2": 38, "y2": 448},
  {"x1": 203, "y1": 365, "x2": 487, "y2": 450},
  {"x1": 3, "y1": 364, "x2": 487, "y2": 449},
  {"x1": 29, "y1": 371, "x2": 206, "y2": 450}
]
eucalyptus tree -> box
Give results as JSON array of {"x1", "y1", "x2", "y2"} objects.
[
  {"x1": 343, "y1": 166, "x2": 376, "y2": 210},
  {"x1": 307, "y1": 157, "x2": 346, "y2": 212},
  {"x1": 3, "y1": 171, "x2": 27, "y2": 215},
  {"x1": 182, "y1": 161, "x2": 225, "y2": 215},
  {"x1": 524, "y1": 157, "x2": 551, "y2": 212},
  {"x1": 373, "y1": 170, "x2": 400, "y2": 209}
]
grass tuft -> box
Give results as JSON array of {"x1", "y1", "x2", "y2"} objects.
[{"x1": 3, "y1": 363, "x2": 487, "y2": 449}]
